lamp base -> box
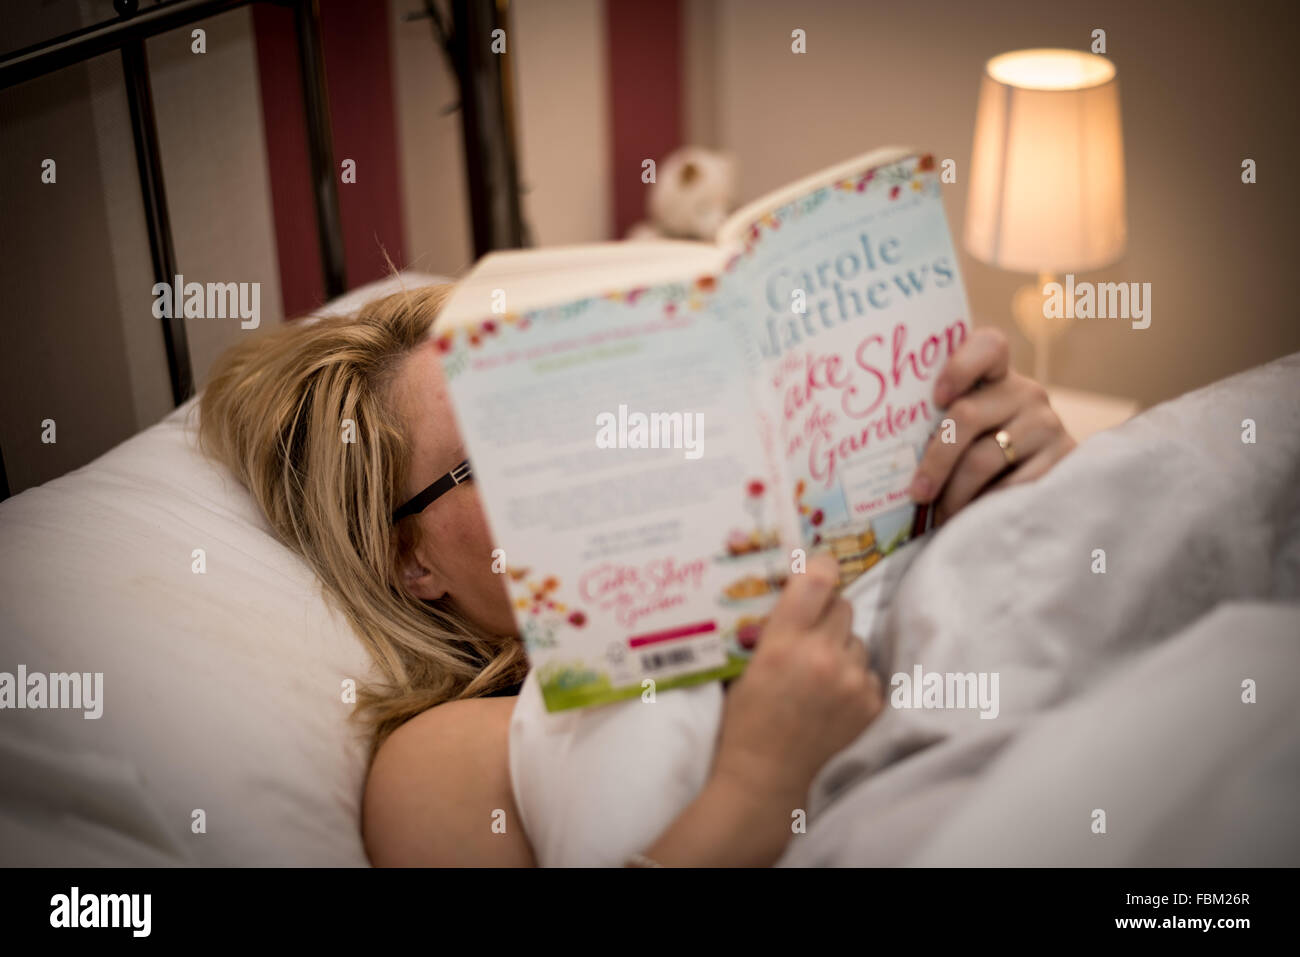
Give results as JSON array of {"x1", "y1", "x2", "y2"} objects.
[{"x1": 1011, "y1": 272, "x2": 1074, "y2": 386}]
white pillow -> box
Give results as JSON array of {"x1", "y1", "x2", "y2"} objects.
[{"x1": 0, "y1": 273, "x2": 442, "y2": 866}]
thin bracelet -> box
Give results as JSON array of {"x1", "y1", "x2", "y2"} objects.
[{"x1": 625, "y1": 852, "x2": 663, "y2": 868}]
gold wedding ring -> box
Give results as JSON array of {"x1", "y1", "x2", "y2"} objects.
[{"x1": 994, "y1": 428, "x2": 1017, "y2": 466}]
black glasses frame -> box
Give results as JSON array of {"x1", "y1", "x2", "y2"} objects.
[{"x1": 392, "y1": 459, "x2": 472, "y2": 523}]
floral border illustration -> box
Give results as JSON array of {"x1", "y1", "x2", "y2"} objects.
[{"x1": 723, "y1": 153, "x2": 938, "y2": 272}]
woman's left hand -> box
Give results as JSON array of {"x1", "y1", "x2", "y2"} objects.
[{"x1": 908, "y1": 327, "x2": 1075, "y2": 525}]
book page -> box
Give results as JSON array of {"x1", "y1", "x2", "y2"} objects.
[
  {"x1": 439, "y1": 273, "x2": 783, "y2": 712},
  {"x1": 435, "y1": 241, "x2": 723, "y2": 332},
  {"x1": 719, "y1": 151, "x2": 971, "y2": 587}
]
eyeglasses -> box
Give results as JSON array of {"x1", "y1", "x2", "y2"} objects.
[{"x1": 391, "y1": 459, "x2": 472, "y2": 523}]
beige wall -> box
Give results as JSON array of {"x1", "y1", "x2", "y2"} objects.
[
  {"x1": 684, "y1": 0, "x2": 719, "y2": 147},
  {"x1": 389, "y1": 0, "x2": 474, "y2": 276},
  {"x1": 0, "y1": 59, "x2": 142, "y2": 494},
  {"x1": 0, "y1": 7, "x2": 283, "y2": 494},
  {"x1": 86, "y1": 52, "x2": 174, "y2": 432},
  {"x1": 147, "y1": 9, "x2": 285, "y2": 388},
  {"x1": 389, "y1": 0, "x2": 611, "y2": 266},
  {"x1": 690, "y1": 0, "x2": 1300, "y2": 408},
  {"x1": 512, "y1": 0, "x2": 611, "y2": 246}
]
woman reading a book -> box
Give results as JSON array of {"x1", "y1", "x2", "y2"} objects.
[{"x1": 200, "y1": 284, "x2": 1075, "y2": 866}]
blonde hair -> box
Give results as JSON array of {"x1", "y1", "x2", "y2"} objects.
[{"x1": 198, "y1": 283, "x2": 527, "y2": 755}]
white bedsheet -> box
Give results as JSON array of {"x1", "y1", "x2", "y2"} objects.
[{"x1": 509, "y1": 352, "x2": 1300, "y2": 866}]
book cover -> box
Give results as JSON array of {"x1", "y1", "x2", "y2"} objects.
[{"x1": 437, "y1": 149, "x2": 970, "y2": 712}]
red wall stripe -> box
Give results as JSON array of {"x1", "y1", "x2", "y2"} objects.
[
  {"x1": 606, "y1": 0, "x2": 683, "y2": 238},
  {"x1": 252, "y1": 2, "x2": 321, "y2": 318},
  {"x1": 252, "y1": 0, "x2": 406, "y2": 318},
  {"x1": 318, "y1": 0, "x2": 406, "y2": 288}
]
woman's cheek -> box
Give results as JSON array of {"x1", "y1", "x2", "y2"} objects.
[{"x1": 463, "y1": 494, "x2": 517, "y2": 634}]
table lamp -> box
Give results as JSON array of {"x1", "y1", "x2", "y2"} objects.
[{"x1": 964, "y1": 49, "x2": 1126, "y2": 385}]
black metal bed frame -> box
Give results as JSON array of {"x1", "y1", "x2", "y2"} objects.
[{"x1": 0, "y1": 0, "x2": 527, "y2": 502}]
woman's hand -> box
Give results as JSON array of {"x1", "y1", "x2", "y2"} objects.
[
  {"x1": 712, "y1": 555, "x2": 881, "y2": 800},
  {"x1": 908, "y1": 327, "x2": 1075, "y2": 525},
  {"x1": 640, "y1": 555, "x2": 883, "y2": 866}
]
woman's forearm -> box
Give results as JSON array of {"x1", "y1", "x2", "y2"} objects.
[{"x1": 638, "y1": 770, "x2": 807, "y2": 867}]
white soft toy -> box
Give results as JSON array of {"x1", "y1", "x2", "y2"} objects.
[{"x1": 627, "y1": 146, "x2": 737, "y2": 241}]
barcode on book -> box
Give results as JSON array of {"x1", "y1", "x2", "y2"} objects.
[{"x1": 641, "y1": 646, "x2": 697, "y2": 672}]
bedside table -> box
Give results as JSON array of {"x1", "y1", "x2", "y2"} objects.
[{"x1": 1046, "y1": 386, "x2": 1140, "y2": 443}]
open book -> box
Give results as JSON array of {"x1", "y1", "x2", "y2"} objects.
[{"x1": 437, "y1": 147, "x2": 971, "y2": 711}]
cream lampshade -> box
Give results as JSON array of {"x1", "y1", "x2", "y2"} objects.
[{"x1": 964, "y1": 48, "x2": 1127, "y2": 384}]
